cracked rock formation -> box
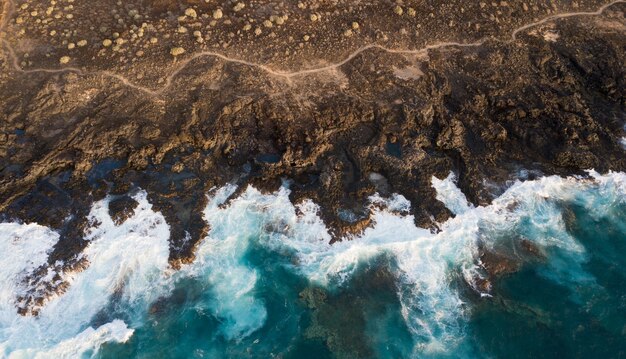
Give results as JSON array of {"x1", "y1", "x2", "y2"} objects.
[{"x1": 0, "y1": 0, "x2": 625, "y2": 268}]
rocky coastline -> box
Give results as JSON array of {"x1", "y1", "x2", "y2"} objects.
[{"x1": 0, "y1": 0, "x2": 624, "y2": 297}]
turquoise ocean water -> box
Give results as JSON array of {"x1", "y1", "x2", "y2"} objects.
[{"x1": 0, "y1": 171, "x2": 624, "y2": 358}]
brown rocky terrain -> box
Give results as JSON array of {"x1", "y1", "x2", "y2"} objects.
[
  {"x1": 0, "y1": 0, "x2": 625, "y2": 280},
  {"x1": 0, "y1": 0, "x2": 612, "y2": 88}
]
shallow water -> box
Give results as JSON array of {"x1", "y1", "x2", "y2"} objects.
[{"x1": 0, "y1": 171, "x2": 624, "y2": 358}]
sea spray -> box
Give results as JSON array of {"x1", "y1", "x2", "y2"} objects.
[
  {"x1": 0, "y1": 172, "x2": 624, "y2": 358},
  {"x1": 0, "y1": 191, "x2": 171, "y2": 358},
  {"x1": 431, "y1": 172, "x2": 472, "y2": 215},
  {"x1": 188, "y1": 171, "x2": 625, "y2": 355}
]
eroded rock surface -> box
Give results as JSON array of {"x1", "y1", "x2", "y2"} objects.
[{"x1": 0, "y1": 0, "x2": 624, "y2": 270}]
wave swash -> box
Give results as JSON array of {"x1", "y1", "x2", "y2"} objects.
[{"x1": 0, "y1": 171, "x2": 624, "y2": 358}]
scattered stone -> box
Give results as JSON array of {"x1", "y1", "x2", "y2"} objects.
[
  {"x1": 1, "y1": 0, "x2": 625, "y2": 310},
  {"x1": 184, "y1": 8, "x2": 197, "y2": 19},
  {"x1": 170, "y1": 46, "x2": 185, "y2": 56},
  {"x1": 193, "y1": 30, "x2": 204, "y2": 43}
]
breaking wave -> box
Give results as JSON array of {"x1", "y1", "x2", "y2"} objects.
[{"x1": 0, "y1": 171, "x2": 624, "y2": 357}]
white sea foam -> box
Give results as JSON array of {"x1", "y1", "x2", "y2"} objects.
[
  {"x1": 0, "y1": 223, "x2": 59, "y2": 331},
  {"x1": 194, "y1": 171, "x2": 626, "y2": 354},
  {"x1": 431, "y1": 172, "x2": 472, "y2": 215},
  {"x1": 1, "y1": 171, "x2": 624, "y2": 357},
  {"x1": 182, "y1": 184, "x2": 270, "y2": 341},
  {"x1": 0, "y1": 191, "x2": 171, "y2": 358},
  {"x1": 193, "y1": 184, "x2": 466, "y2": 350},
  {"x1": 8, "y1": 320, "x2": 133, "y2": 359}
]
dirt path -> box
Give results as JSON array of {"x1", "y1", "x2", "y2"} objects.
[{"x1": 0, "y1": 0, "x2": 623, "y2": 97}]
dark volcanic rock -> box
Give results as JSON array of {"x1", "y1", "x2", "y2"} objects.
[
  {"x1": 0, "y1": 1, "x2": 625, "y2": 267},
  {"x1": 108, "y1": 195, "x2": 139, "y2": 226}
]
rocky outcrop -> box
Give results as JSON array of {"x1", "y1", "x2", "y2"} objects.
[
  {"x1": 0, "y1": 1, "x2": 624, "y2": 269},
  {"x1": 108, "y1": 195, "x2": 139, "y2": 226}
]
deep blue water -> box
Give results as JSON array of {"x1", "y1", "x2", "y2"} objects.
[
  {"x1": 469, "y1": 201, "x2": 626, "y2": 358},
  {"x1": 0, "y1": 172, "x2": 624, "y2": 358}
]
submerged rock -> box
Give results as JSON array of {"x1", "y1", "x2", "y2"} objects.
[{"x1": 108, "y1": 195, "x2": 139, "y2": 226}]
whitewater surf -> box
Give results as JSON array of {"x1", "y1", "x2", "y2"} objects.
[{"x1": 0, "y1": 171, "x2": 624, "y2": 358}]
